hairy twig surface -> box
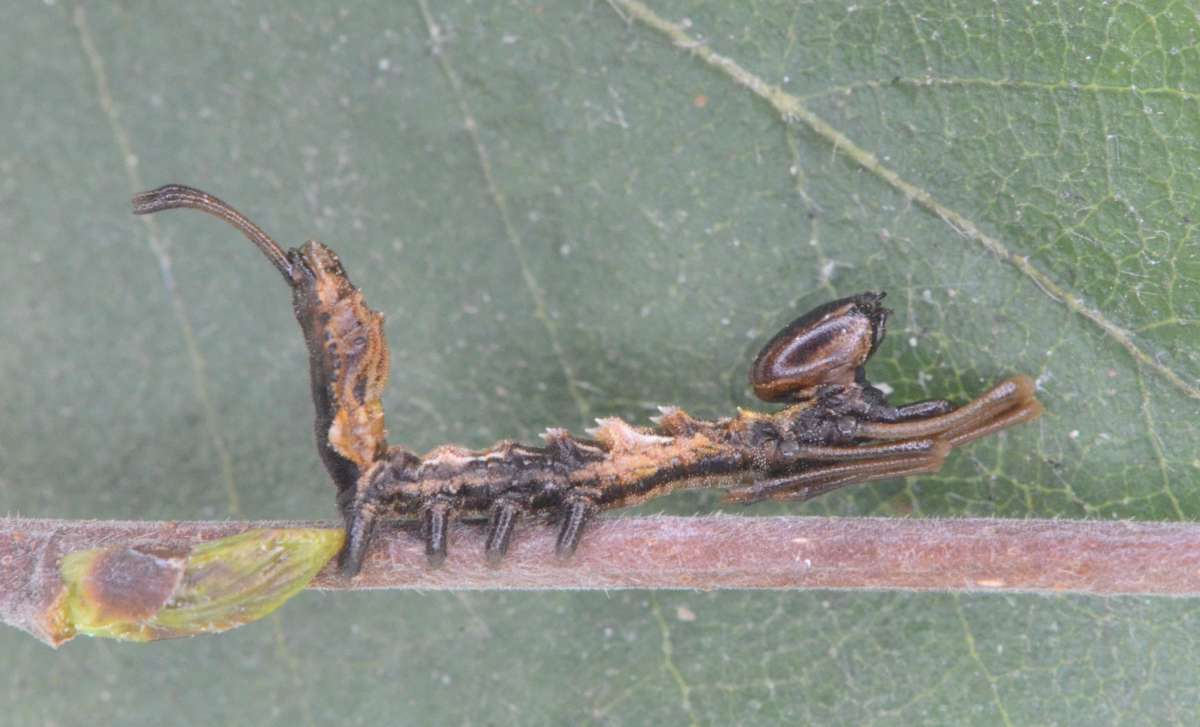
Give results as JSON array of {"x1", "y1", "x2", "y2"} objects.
[{"x1": 5, "y1": 514, "x2": 1200, "y2": 644}]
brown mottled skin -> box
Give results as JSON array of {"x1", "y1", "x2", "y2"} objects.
[
  {"x1": 287, "y1": 241, "x2": 390, "y2": 509},
  {"x1": 133, "y1": 185, "x2": 1044, "y2": 577}
]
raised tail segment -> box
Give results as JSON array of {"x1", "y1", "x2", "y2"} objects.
[{"x1": 132, "y1": 185, "x2": 392, "y2": 508}]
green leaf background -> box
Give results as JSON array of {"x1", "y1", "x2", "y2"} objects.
[{"x1": 2, "y1": 1, "x2": 1198, "y2": 723}]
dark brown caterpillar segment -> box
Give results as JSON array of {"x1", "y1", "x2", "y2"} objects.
[
  {"x1": 337, "y1": 378, "x2": 1040, "y2": 576},
  {"x1": 132, "y1": 185, "x2": 390, "y2": 501},
  {"x1": 288, "y1": 240, "x2": 390, "y2": 502},
  {"x1": 133, "y1": 185, "x2": 1044, "y2": 578}
]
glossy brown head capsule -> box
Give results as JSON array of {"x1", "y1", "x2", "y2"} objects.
[{"x1": 750, "y1": 292, "x2": 888, "y2": 402}]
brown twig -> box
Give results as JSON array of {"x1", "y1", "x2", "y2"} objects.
[{"x1": 5, "y1": 515, "x2": 1200, "y2": 645}]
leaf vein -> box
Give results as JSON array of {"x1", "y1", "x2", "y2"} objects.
[{"x1": 609, "y1": 0, "x2": 1200, "y2": 401}]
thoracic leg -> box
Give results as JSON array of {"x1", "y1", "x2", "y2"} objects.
[
  {"x1": 855, "y1": 376, "x2": 1036, "y2": 441},
  {"x1": 891, "y1": 399, "x2": 955, "y2": 421},
  {"x1": 773, "y1": 437, "x2": 943, "y2": 464},
  {"x1": 943, "y1": 398, "x2": 1044, "y2": 447},
  {"x1": 728, "y1": 376, "x2": 1040, "y2": 505},
  {"x1": 726, "y1": 440, "x2": 950, "y2": 504}
]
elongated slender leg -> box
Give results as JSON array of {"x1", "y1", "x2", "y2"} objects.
[
  {"x1": 856, "y1": 376, "x2": 1036, "y2": 441},
  {"x1": 892, "y1": 399, "x2": 954, "y2": 420},
  {"x1": 943, "y1": 398, "x2": 1044, "y2": 447},
  {"x1": 556, "y1": 497, "x2": 597, "y2": 559},
  {"x1": 727, "y1": 441, "x2": 950, "y2": 504},
  {"x1": 774, "y1": 437, "x2": 941, "y2": 464},
  {"x1": 422, "y1": 500, "x2": 452, "y2": 567},
  {"x1": 771, "y1": 453, "x2": 945, "y2": 502},
  {"x1": 484, "y1": 500, "x2": 523, "y2": 566},
  {"x1": 732, "y1": 392, "x2": 1040, "y2": 506}
]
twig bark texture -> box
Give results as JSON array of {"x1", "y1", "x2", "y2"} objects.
[{"x1": 5, "y1": 514, "x2": 1200, "y2": 644}]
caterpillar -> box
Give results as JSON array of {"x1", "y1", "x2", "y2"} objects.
[{"x1": 132, "y1": 185, "x2": 1043, "y2": 577}]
